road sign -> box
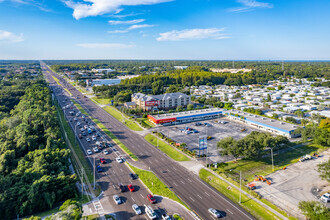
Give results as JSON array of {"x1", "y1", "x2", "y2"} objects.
[{"x1": 199, "y1": 136, "x2": 207, "y2": 150}]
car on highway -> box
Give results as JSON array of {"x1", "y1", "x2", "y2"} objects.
[
  {"x1": 132, "y1": 204, "x2": 142, "y2": 215},
  {"x1": 208, "y1": 208, "x2": 221, "y2": 218},
  {"x1": 86, "y1": 137, "x2": 91, "y2": 142},
  {"x1": 93, "y1": 147, "x2": 99, "y2": 153},
  {"x1": 100, "y1": 158, "x2": 107, "y2": 164},
  {"x1": 129, "y1": 173, "x2": 137, "y2": 180},
  {"x1": 116, "y1": 157, "x2": 123, "y2": 163},
  {"x1": 145, "y1": 205, "x2": 157, "y2": 219},
  {"x1": 128, "y1": 184, "x2": 135, "y2": 192},
  {"x1": 161, "y1": 214, "x2": 172, "y2": 220},
  {"x1": 87, "y1": 149, "x2": 93, "y2": 155},
  {"x1": 320, "y1": 193, "x2": 330, "y2": 203},
  {"x1": 113, "y1": 195, "x2": 122, "y2": 205},
  {"x1": 92, "y1": 135, "x2": 96, "y2": 141},
  {"x1": 96, "y1": 165, "x2": 103, "y2": 173},
  {"x1": 147, "y1": 194, "x2": 156, "y2": 204},
  {"x1": 118, "y1": 183, "x2": 126, "y2": 192},
  {"x1": 103, "y1": 150, "x2": 109, "y2": 155}
]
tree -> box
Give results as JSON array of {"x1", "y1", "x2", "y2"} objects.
[
  {"x1": 187, "y1": 104, "x2": 194, "y2": 110},
  {"x1": 318, "y1": 159, "x2": 330, "y2": 182},
  {"x1": 294, "y1": 109, "x2": 304, "y2": 118},
  {"x1": 152, "y1": 80, "x2": 164, "y2": 95},
  {"x1": 319, "y1": 118, "x2": 330, "y2": 132},
  {"x1": 298, "y1": 201, "x2": 330, "y2": 220},
  {"x1": 217, "y1": 137, "x2": 241, "y2": 161},
  {"x1": 166, "y1": 85, "x2": 180, "y2": 93},
  {"x1": 46, "y1": 199, "x2": 82, "y2": 220}
]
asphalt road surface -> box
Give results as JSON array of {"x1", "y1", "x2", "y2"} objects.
[{"x1": 42, "y1": 61, "x2": 255, "y2": 220}]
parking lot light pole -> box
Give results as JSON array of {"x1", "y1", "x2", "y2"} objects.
[
  {"x1": 271, "y1": 148, "x2": 274, "y2": 172},
  {"x1": 74, "y1": 124, "x2": 78, "y2": 146},
  {"x1": 93, "y1": 156, "x2": 96, "y2": 190}
]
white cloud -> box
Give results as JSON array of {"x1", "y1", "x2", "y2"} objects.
[
  {"x1": 0, "y1": 30, "x2": 24, "y2": 42},
  {"x1": 77, "y1": 43, "x2": 135, "y2": 48},
  {"x1": 157, "y1": 28, "x2": 229, "y2": 41},
  {"x1": 229, "y1": 0, "x2": 273, "y2": 12},
  {"x1": 63, "y1": 0, "x2": 173, "y2": 20},
  {"x1": 108, "y1": 19, "x2": 145, "y2": 25},
  {"x1": 108, "y1": 24, "x2": 154, "y2": 34}
]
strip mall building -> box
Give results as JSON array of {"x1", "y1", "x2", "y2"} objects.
[{"x1": 148, "y1": 108, "x2": 300, "y2": 138}]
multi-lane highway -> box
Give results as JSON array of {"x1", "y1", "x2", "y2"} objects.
[{"x1": 42, "y1": 61, "x2": 254, "y2": 220}]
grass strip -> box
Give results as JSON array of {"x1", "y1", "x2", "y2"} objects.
[
  {"x1": 144, "y1": 134, "x2": 190, "y2": 161},
  {"x1": 127, "y1": 164, "x2": 188, "y2": 209},
  {"x1": 90, "y1": 97, "x2": 111, "y2": 105},
  {"x1": 137, "y1": 118, "x2": 155, "y2": 128},
  {"x1": 199, "y1": 168, "x2": 283, "y2": 220},
  {"x1": 73, "y1": 101, "x2": 138, "y2": 161},
  {"x1": 103, "y1": 106, "x2": 143, "y2": 131}
]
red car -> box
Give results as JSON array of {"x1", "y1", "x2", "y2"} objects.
[
  {"x1": 100, "y1": 158, "x2": 106, "y2": 164},
  {"x1": 128, "y1": 184, "x2": 135, "y2": 192},
  {"x1": 147, "y1": 194, "x2": 156, "y2": 204}
]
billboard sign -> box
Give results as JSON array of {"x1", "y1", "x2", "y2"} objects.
[
  {"x1": 145, "y1": 100, "x2": 159, "y2": 106},
  {"x1": 199, "y1": 136, "x2": 207, "y2": 150}
]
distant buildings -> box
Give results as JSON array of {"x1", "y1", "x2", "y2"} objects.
[
  {"x1": 90, "y1": 79, "x2": 121, "y2": 86},
  {"x1": 174, "y1": 66, "x2": 188, "y2": 70},
  {"x1": 131, "y1": 92, "x2": 191, "y2": 111},
  {"x1": 92, "y1": 68, "x2": 115, "y2": 73}
]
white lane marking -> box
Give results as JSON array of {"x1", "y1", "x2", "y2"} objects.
[
  {"x1": 189, "y1": 197, "x2": 195, "y2": 202},
  {"x1": 197, "y1": 194, "x2": 202, "y2": 199},
  {"x1": 173, "y1": 182, "x2": 178, "y2": 186},
  {"x1": 180, "y1": 180, "x2": 185, "y2": 185},
  {"x1": 173, "y1": 167, "x2": 177, "y2": 171},
  {"x1": 132, "y1": 197, "x2": 135, "y2": 202},
  {"x1": 188, "y1": 178, "x2": 192, "y2": 182},
  {"x1": 205, "y1": 192, "x2": 210, "y2": 197},
  {"x1": 140, "y1": 194, "x2": 144, "y2": 198},
  {"x1": 226, "y1": 209, "x2": 233, "y2": 215}
]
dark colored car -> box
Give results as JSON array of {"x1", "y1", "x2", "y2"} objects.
[
  {"x1": 79, "y1": 134, "x2": 82, "y2": 139},
  {"x1": 147, "y1": 194, "x2": 156, "y2": 204},
  {"x1": 96, "y1": 165, "x2": 103, "y2": 173},
  {"x1": 129, "y1": 173, "x2": 137, "y2": 180},
  {"x1": 100, "y1": 158, "x2": 106, "y2": 164},
  {"x1": 118, "y1": 183, "x2": 126, "y2": 192}
]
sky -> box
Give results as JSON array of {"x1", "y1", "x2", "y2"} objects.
[{"x1": 0, "y1": 0, "x2": 329, "y2": 60}]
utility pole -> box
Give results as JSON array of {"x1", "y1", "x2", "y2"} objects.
[
  {"x1": 93, "y1": 156, "x2": 96, "y2": 190},
  {"x1": 239, "y1": 170, "x2": 242, "y2": 204},
  {"x1": 81, "y1": 167, "x2": 84, "y2": 199},
  {"x1": 271, "y1": 148, "x2": 274, "y2": 172}
]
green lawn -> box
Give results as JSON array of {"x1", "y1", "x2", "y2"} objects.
[
  {"x1": 103, "y1": 106, "x2": 143, "y2": 131},
  {"x1": 137, "y1": 118, "x2": 155, "y2": 128},
  {"x1": 73, "y1": 101, "x2": 138, "y2": 161},
  {"x1": 90, "y1": 97, "x2": 111, "y2": 105},
  {"x1": 199, "y1": 169, "x2": 283, "y2": 220},
  {"x1": 144, "y1": 134, "x2": 190, "y2": 161},
  {"x1": 214, "y1": 143, "x2": 328, "y2": 182},
  {"x1": 128, "y1": 164, "x2": 187, "y2": 209},
  {"x1": 173, "y1": 214, "x2": 183, "y2": 220}
]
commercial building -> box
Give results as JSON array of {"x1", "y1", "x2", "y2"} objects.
[
  {"x1": 148, "y1": 108, "x2": 300, "y2": 138},
  {"x1": 131, "y1": 92, "x2": 190, "y2": 111}
]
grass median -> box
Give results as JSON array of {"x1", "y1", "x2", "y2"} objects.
[
  {"x1": 73, "y1": 101, "x2": 138, "y2": 161},
  {"x1": 144, "y1": 134, "x2": 190, "y2": 162},
  {"x1": 127, "y1": 164, "x2": 188, "y2": 209},
  {"x1": 103, "y1": 106, "x2": 143, "y2": 131},
  {"x1": 90, "y1": 97, "x2": 111, "y2": 105},
  {"x1": 199, "y1": 168, "x2": 283, "y2": 220}
]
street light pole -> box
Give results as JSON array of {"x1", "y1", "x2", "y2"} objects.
[
  {"x1": 93, "y1": 156, "x2": 96, "y2": 190},
  {"x1": 239, "y1": 170, "x2": 242, "y2": 203},
  {"x1": 271, "y1": 148, "x2": 274, "y2": 172}
]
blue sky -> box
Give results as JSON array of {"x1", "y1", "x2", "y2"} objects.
[{"x1": 0, "y1": 0, "x2": 329, "y2": 60}]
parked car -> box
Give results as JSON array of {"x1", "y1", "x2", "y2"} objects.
[
  {"x1": 118, "y1": 183, "x2": 126, "y2": 192},
  {"x1": 129, "y1": 173, "x2": 137, "y2": 180},
  {"x1": 193, "y1": 129, "x2": 199, "y2": 133},
  {"x1": 86, "y1": 137, "x2": 91, "y2": 142},
  {"x1": 145, "y1": 205, "x2": 157, "y2": 219},
  {"x1": 92, "y1": 135, "x2": 96, "y2": 141},
  {"x1": 77, "y1": 122, "x2": 81, "y2": 126},
  {"x1": 105, "y1": 142, "x2": 112, "y2": 148},
  {"x1": 80, "y1": 127, "x2": 85, "y2": 132},
  {"x1": 320, "y1": 193, "x2": 330, "y2": 203},
  {"x1": 100, "y1": 158, "x2": 106, "y2": 164},
  {"x1": 207, "y1": 136, "x2": 212, "y2": 140},
  {"x1": 96, "y1": 132, "x2": 101, "y2": 137},
  {"x1": 128, "y1": 184, "x2": 135, "y2": 192},
  {"x1": 74, "y1": 117, "x2": 77, "y2": 121},
  {"x1": 79, "y1": 134, "x2": 82, "y2": 139},
  {"x1": 147, "y1": 194, "x2": 156, "y2": 204},
  {"x1": 195, "y1": 122, "x2": 202, "y2": 126},
  {"x1": 204, "y1": 122, "x2": 212, "y2": 127},
  {"x1": 113, "y1": 195, "x2": 122, "y2": 205},
  {"x1": 82, "y1": 131, "x2": 86, "y2": 136},
  {"x1": 208, "y1": 208, "x2": 221, "y2": 218},
  {"x1": 103, "y1": 150, "x2": 109, "y2": 155},
  {"x1": 87, "y1": 149, "x2": 92, "y2": 155},
  {"x1": 161, "y1": 214, "x2": 172, "y2": 220},
  {"x1": 96, "y1": 165, "x2": 103, "y2": 173},
  {"x1": 93, "y1": 147, "x2": 99, "y2": 153},
  {"x1": 132, "y1": 204, "x2": 142, "y2": 215},
  {"x1": 116, "y1": 157, "x2": 123, "y2": 163}
]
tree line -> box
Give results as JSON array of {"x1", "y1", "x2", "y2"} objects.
[{"x1": 0, "y1": 82, "x2": 76, "y2": 218}]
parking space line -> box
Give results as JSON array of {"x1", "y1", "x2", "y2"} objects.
[
  {"x1": 180, "y1": 180, "x2": 185, "y2": 185},
  {"x1": 205, "y1": 192, "x2": 210, "y2": 196},
  {"x1": 173, "y1": 182, "x2": 178, "y2": 186},
  {"x1": 140, "y1": 194, "x2": 144, "y2": 198},
  {"x1": 226, "y1": 209, "x2": 233, "y2": 214},
  {"x1": 189, "y1": 197, "x2": 195, "y2": 202},
  {"x1": 132, "y1": 197, "x2": 135, "y2": 202},
  {"x1": 197, "y1": 194, "x2": 202, "y2": 199},
  {"x1": 188, "y1": 178, "x2": 192, "y2": 182}
]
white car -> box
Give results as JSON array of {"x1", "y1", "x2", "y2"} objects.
[
  {"x1": 132, "y1": 204, "x2": 142, "y2": 215},
  {"x1": 77, "y1": 122, "x2": 81, "y2": 126},
  {"x1": 86, "y1": 138, "x2": 91, "y2": 142},
  {"x1": 116, "y1": 157, "x2": 123, "y2": 163},
  {"x1": 145, "y1": 205, "x2": 157, "y2": 219},
  {"x1": 103, "y1": 150, "x2": 109, "y2": 155},
  {"x1": 113, "y1": 195, "x2": 122, "y2": 205},
  {"x1": 80, "y1": 127, "x2": 85, "y2": 132},
  {"x1": 87, "y1": 149, "x2": 92, "y2": 155},
  {"x1": 208, "y1": 208, "x2": 221, "y2": 218},
  {"x1": 92, "y1": 135, "x2": 96, "y2": 141},
  {"x1": 320, "y1": 193, "x2": 330, "y2": 203},
  {"x1": 93, "y1": 147, "x2": 99, "y2": 153},
  {"x1": 74, "y1": 117, "x2": 77, "y2": 121}
]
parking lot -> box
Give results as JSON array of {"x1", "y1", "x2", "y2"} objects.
[{"x1": 157, "y1": 117, "x2": 259, "y2": 163}]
